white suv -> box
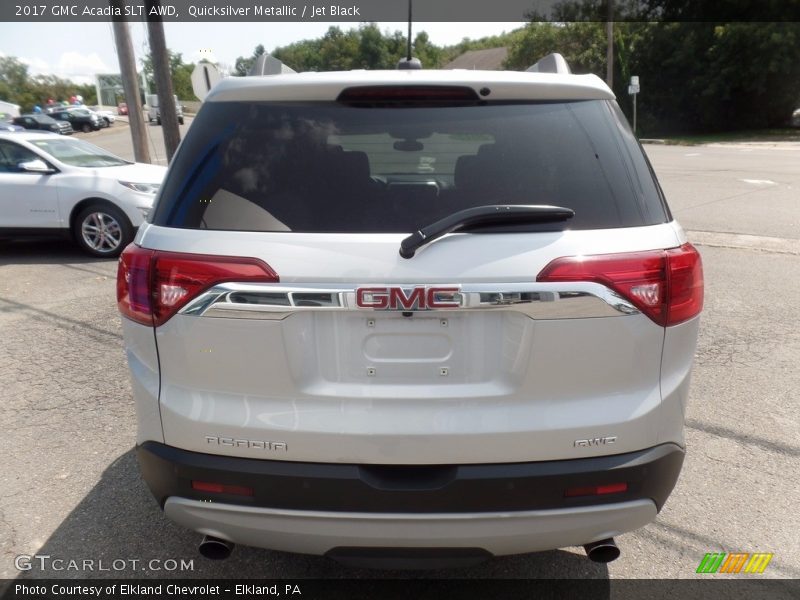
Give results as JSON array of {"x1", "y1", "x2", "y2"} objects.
[
  {"x1": 118, "y1": 57, "x2": 703, "y2": 568},
  {"x1": 0, "y1": 132, "x2": 166, "y2": 256}
]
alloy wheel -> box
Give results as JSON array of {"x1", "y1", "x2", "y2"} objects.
[{"x1": 80, "y1": 211, "x2": 123, "y2": 253}]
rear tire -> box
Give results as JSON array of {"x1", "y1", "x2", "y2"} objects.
[
  {"x1": 81, "y1": 123, "x2": 91, "y2": 133},
  {"x1": 73, "y1": 203, "x2": 133, "y2": 258},
  {"x1": 179, "y1": 116, "x2": 184, "y2": 125},
  {"x1": 156, "y1": 117, "x2": 161, "y2": 125}
]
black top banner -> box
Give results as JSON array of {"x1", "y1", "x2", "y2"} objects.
[{"x1": 2, "y1": 0, "x2": 800, "y2": 22}]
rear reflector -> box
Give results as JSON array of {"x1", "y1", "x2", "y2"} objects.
[
  {"x1": 565, "y1": 482, "x2": 628, "y2": 497},
  {"x1": 191, "y1": 480, "x2": 254, "y2": 497},
  {"x1": 537, "y1": 243, "x2": 703, "y2": 326},
  {"x1": 117, "y1": 245, "x2": 279, "y2": 327}
]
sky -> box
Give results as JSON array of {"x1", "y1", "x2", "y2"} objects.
[{"x1": 0, "y1": 21, "x2": 525, "y2": 85}]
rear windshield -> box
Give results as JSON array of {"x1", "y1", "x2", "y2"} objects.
[{"x1": 152, "y1": 99, "x2": 668, "y2": 233}]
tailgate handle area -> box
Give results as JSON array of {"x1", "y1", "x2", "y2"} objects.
[{"x1": 358, "y1": 465, "x2": 458, "y2": 492}]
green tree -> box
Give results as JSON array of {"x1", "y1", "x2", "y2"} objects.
[
  {"x1": 506, "y1": 18, "x2": 800, "y2": 133},
  {"x1": 141, "y1": 49, "x2": 198, "y2": 101},
  {"x1": 269, "y1": 26, "x2": 521, "y2": 72},
  {"x1": 0, "y1": 56, "x2": 29, "y2": 96},
  {"x1": 506, "y1": 22, "x2": 606, "y2": 74},
  {"x1": 412, "y1": 32, "x2": 443, "y2": 68},
  {"x1": 357, "y1": 24, "x2": 390, "y2": 69},
  {"x1": 630, "y1": 22, "x2": 800, "y2": 131},
  {"x1": 74, "y1": 83, "x2": 98, "y2": 105},
  {"x1": 33, "y1": 74, "x2": 97, "y2": 106},
  {"x1": 443, "y1": 32, "x2": 520, "y2": 62},
  {"x1": 272, "y1": 38, "x2": 323, "y2": 72},
  {"x1": 0, "y1": 56, "x2": 37, "y2": 110},
  {"x1": 318, "y1": 27, "x2": 361, "y2": 71},
  {"x1": 0, "y1": 56, "x2": 98, "y2": 112},
  {"x1": 234, "y1": 44, "x2": 266, "y2": 76}
]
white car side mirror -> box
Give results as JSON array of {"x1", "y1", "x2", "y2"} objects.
[{"x1": 19, "y1": 159, "x2": 56, "y2": 174}]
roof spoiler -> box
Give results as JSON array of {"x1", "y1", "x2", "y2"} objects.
[
  {"x1": 526, "y1": 53, "x2": 571, "y2": 75},
  {"x1": 248, "y1": 54, "x2": 296, "y2": 76}
]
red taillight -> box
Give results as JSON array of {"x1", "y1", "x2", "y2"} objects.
[
  {"x1": 117, "y1": 245, "x2": 279, "y2": 327},
  {"x1": 536, "y1": 243, "x2": 703, "y2": 327},
  {"x1": 665, "y1": 244, "x2": 704, "y2": 325},
  {"x1": 564, "y1": 482, "x2": 628, "y2": 498},
  {"x1": 117, "y1": 245, "x2": 155, "y2": 326},
  {"x1": 191, "y1": 480, "x2": 254, "y2": 497}
]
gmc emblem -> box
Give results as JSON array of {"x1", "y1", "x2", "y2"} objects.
[{"x1": 356, "y1": 287, "x2": 461, "y2": 310}]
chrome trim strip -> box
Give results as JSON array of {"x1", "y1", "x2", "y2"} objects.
[{"x1": 178, "y1": 283, "x2": 639, "y2": 320}]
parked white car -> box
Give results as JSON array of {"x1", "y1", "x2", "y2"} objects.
[
  {"x1": 0, "y1": 132, "x2": 166, "y2": 256},
  {"x1": 91, "y1": 107, "x2": 117, "y2": 127}
]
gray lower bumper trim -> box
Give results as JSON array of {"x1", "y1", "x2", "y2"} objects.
[{"x1": 164, "y1": 497, "x2": 657, "y2": 556}]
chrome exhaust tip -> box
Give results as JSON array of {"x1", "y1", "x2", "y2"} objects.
[
  {"x1": 583, "y1": 538, "x2": 620, "y2": 563},
  {"x1": 199, "y1": 535, "x2": 235, "y2": 560}
]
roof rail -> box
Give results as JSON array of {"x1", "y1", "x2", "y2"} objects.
[{"x1": 526, "y1": 53, "x2": 571, "y2": 75}]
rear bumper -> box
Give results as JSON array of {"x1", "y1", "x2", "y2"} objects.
[
  {"x1": 139, "y1": 442, "x2": 684, "y2": 513},
  {"x1": 165, "y1": 496, "x2": 657, "y2": 557},
  {"x1": 139, "y1": 442, "x2": 683, "y2": 555}
]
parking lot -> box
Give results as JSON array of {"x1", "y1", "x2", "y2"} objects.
[
  {"x1": 66, "y1": 113, "x2": 194, "y2": 166},
  {"x1": 0, "y1": 129, "x2": 798, "y2": 581}
]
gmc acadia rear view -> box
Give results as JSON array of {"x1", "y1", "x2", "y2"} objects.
[{"x1": 117, "y1": 55, "x2": 703, "y2": 568}]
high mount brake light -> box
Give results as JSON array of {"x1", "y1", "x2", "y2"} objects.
[
  {"x1": 117, "y1": 246, "x2": 279, "y2": 327},
  {"x1": 337, "y1": 85, "x2": 480, "y2": 106},
  {"x1": 537, "y1": 243, "x2": 703, "y2": 327}
]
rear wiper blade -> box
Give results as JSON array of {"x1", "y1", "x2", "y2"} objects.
[{"x1": 399, "y1": 204, "x2": 575, "y2": 259}]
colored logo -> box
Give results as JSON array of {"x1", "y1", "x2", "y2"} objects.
[
  {"x1": 355, "y1": 287, "x2": 461, "y2": 310},
  {"x1": 696, "y1": 552, "x2": 773, "y2": 574}
]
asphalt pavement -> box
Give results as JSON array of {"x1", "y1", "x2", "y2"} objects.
[
  {"x1": 75, "y1": 113, "x2": 192, "y2": 166},
  {"x1": 0, "y1": 136, "x2": 798, "y2": 582}
]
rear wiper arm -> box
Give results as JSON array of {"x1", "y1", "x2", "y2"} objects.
[{"x1": 399, "y1": 204, "x2": 575, "y2": 259}]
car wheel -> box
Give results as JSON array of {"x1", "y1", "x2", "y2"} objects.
[
  {"x1": 179, "y1": 117, "x2": 184, "y2": 125},
  {"x1": 82, "y1": 123, "x2": 92, "y2": 133},
  {"x1": 73, "y1": 204, "x2": 133, "y2": 258},
  {"x1": 104, "y1": 118, "x2": 112, "y2": 127},
  {"x1": 156, "y1": 117, "x2": 161, "y2": 125}
]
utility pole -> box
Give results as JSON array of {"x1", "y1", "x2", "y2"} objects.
[
  {"x1": 606, "y1": 0, "x2": 614, "y2": 88},
  {"x1": 110, "y1": 2, "x2": 150, "y2": 163},
  {"x1": 145, "y1": 0, "x2": 180, "y2": 162}
]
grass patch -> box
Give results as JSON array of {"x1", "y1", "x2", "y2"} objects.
[{"x1": 653, "y1": 129, "x2": 800, "y2": 145}]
